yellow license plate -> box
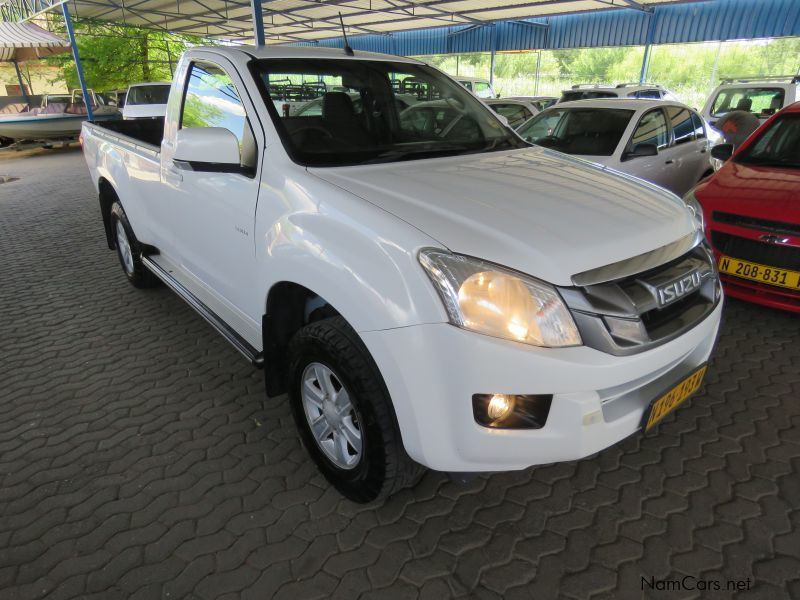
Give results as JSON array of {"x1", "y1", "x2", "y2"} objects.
[
  {"x1": 718, "y1": 255, "x2": 800, "y2": 290},
  {"x1": 643, "y1": 365, "x2": 708, "y2": 432}
]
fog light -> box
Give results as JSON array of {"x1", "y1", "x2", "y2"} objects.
[
  {"x1": 472, "y1": 393, "x2": 553, "y2": 429},
  {"x1": 487, "y1": 394, "x2": 515, "y2": 420}
]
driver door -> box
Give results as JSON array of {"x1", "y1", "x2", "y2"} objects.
[
  {"x1": 622, "y1": 108, "x2": 673, "y2": 190},
  {"x1": 158, "y1": 57, "x2": 264, "y2": 342}
]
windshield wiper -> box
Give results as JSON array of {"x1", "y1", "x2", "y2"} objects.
[
  {"x1": 359, "y1": 144, "x2": 476, "y2": 165},
  {"x1": 739, "y1": 156, "x2": 800, "y2": 169}
]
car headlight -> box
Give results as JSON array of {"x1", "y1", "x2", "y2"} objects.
[
  {"x1": 683, "y1": 189, "x2": 705, "y2": 231},
  {"x1": 418, "y1": 249, "x2": 581, "y2": 348}
]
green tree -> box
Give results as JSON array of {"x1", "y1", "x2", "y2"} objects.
[{"x1": 45, "y1": 20, "x2": 201, "y2": 91}]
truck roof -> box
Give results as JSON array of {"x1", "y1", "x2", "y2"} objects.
[{"x1": 192, "y1": 44, "x2": 423, "y2": 64}]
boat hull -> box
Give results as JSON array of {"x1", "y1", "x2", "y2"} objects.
[{"x1": 0, "y1": 111, "x2": 119, "y2": 141}]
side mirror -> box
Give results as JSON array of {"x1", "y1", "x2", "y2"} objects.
[
  {"x1": 623, "y1": 143, "x2": 658, "y2": 161},
  {"x1": 711, "y1": 143, "x2": 734, "y2": 162},
  {"x1": 173, "y1": 127, "x2": 244, "y2": 174}
]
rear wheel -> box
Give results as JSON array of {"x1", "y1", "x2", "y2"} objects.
[
  {"x1": 287, "y1": 316, "x2": 423, "y2": 502},
  {"x1": 109, "y1": 202, "x2": 158, "y2": 288}
]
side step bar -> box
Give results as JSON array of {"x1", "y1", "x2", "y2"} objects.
[{"x1": 142, "y1": 256, "x2": 264, "y2": 368}]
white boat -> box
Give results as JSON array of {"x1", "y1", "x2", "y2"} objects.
[{"x1": 0, "y1": 89, "x2": 120, "y2": 141}]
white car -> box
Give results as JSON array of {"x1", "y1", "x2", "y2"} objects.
[
  {"x1": 454, "y1": 76, "x2": 497, "y2": 99},
  {"x1": 517, "y1": 99, "x2": 715, "y2": 197},
  {"x1": 506, "y1": 95, "x2": 558, "y2": 112},
  {"x1": 560, "y1": 83, "x2": 679, "y2": 103},
  {"x1": 700, "y1": 77, "x2": 800, "y2": 130},
  {"x1": 484, "y1": 98, "x2": 540, "y2": 128},
  {"x1": 81, "y1": 46, "x2": 722, "y2": 502},
  {"x1": 122, "y1": 83, "x2": 171, "y2": 120}
]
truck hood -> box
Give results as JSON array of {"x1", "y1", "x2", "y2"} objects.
[{"x1": 310, "y1": 147, "x2": 697, "y2": 286}]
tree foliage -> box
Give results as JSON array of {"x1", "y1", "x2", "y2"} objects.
[{"x1": 45, "y1": 20, "x2": 201, "y2": 91}]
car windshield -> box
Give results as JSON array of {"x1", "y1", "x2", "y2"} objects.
[
  {"x1": 127, "y1": 85, "x2": 171, "y2": 105},
  {"x1": 251, "y1": 58, "x2": 525, "y2": 167},
  {"x1": 710, "y1": 87, "x2": 784, "y2": 118},
  {"x1": 517, "y1": 107, "x2": 633, "y2": 156},
  {"x1": 736, "y1": 113, "x2": 800, "y2": 169}
]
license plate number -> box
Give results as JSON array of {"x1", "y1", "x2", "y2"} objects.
[
  {"x1": 718, "y1": 255, "x2": 800, "y2": 289},
  {"x1": 643, "y1": 364, "x2": 708, "y2": 432}
]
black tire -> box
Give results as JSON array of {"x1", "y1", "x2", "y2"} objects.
[
  {"x1": 287, "y1": 316, "x2": 423, "y2": 503},
  {"x1": 109, "y1": 202, "x2": 159, "y2": 289}
]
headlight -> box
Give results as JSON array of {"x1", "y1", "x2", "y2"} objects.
[
  {"x1": 418, "y1": 249, "x2": 581, "y2": 348},
  {"x1": 683, "y1": 189, "x2": 705, "y2": 231}
]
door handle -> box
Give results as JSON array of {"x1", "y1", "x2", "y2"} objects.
[{"x1": 665, "y1": 160, "x2": 674, "y2": 165}]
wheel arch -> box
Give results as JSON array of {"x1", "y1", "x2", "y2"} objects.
[
  {"x1": 262, "y1": 281, "x2": 343, "y2": 395},
  {"x1": 98, "y1": 177, "x2": 119, "y2": 250}
]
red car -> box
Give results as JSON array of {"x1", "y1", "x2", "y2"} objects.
[{"x1": 687, "y1": 102, "x2": 800, "y2": 313}]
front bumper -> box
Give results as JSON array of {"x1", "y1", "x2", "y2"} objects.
[{"x1": 360, "y1": 300, "x2": 723, "y2": 472}]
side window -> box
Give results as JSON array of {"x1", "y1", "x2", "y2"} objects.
[
  {"x1": 633, "y1": 89, "x2": 661, "y2": 100},
  {"x1": 473, "y1": 82, "x2": 492, "y2": 97},
  {"x1": 690, "y1": 112, "x2": 706, "y2": 140},
  {"x1": 460, "y1": 81, "x2": 472, "y2": 91},
  {"x1": 492, "y1": 104, "x2": 530, "y2": 128},
  {"x1": 182, "y1": 62, "x2": 247, "y2": 147},
  {"x1": 631, "y1": 109, "x2": 669, "y2": 150},
  {"x1": 666, "y1": 105, "x2": 695, "y2": 145}
]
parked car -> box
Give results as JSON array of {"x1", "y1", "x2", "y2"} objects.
[
  {"x1": 686, "y1": 102, "x2": 800, "y2": 313},
  {"x1": 81, "y1": 46, "x2": 722, "y2": 502},
  {"x1": 517, "y1": 99, "x2": 715, "y2": 197},
  {"x1": 122, "y1": 82, "x2": 171, "y2": 120},
  {"x1": 559, "y1": 83, "x2": 679, "y2": 103},
  {"x1": 700, "y1": 76, "x2": 800, "y2": 131},
  {"x1": 506, "y1": 95, "x2": 558, "y2": 112},
  {"x1": 454, "y1": 76, "x2": 497, "y2": 98},
  {"x1": 484, "y1": 98, "x2": 540, "y2": 128}
]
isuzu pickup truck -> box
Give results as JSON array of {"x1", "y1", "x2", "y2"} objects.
[{"x1": 82, "y1": 46, "x2": 723, "y2": 502}]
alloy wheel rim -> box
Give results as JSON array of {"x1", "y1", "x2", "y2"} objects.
[
  {"x1": 301, "y1": 362, "x2": 363, "y2": 470},
  {"x1": 115, "y1": 220, "x2": 135, "y2": 275}
]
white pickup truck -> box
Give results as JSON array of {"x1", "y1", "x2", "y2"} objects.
[{"x1": 82, "y1": 46, "x2": 723, "y2": 502}]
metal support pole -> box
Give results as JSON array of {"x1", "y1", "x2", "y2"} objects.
[
  {"x1": 61, "y1": 2, "x2": 94, "y2": 122},
  {"x1": 12, "y1": 60, "x2": 30, "y2": 105},
  {"x1": 639, "y1": 11, "x2": 657, "y2": 84},
  {"x1": 489, "y1": 25, "x2": 497, "y2": 89},
  {"x1": 534, "y1": 50, "x2": 542, "y2": 95},
  {"x1": 250, "y1": 0, "x2": 265, "y2": 47}
]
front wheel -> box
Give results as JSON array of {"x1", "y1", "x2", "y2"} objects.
[
  {"x1": 287, "y1": 317, "x2": 423, "y2": 502},
  {"x1": 109, "y1": 202, "x2": 158, "y2": 288}
]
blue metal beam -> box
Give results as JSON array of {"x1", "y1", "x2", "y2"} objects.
[
  {"x1": 639, "y1": 10, "x2": 657, "y2": 84},
  {"x1": 250, "y1": 0, "x2": 265, "y2": 46},
  {"x1": 61, "y1": 1, "x2": 94, "y2": 122}
]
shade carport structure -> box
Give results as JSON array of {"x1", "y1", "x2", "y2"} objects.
[{"x1": 0, "y1": 21, "x2": 70, "y2": 105}]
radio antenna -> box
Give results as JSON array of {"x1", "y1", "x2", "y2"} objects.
[{"x1": 339, "y1": 13, "x2": 354, "y2": 56}]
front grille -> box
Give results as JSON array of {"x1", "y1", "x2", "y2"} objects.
[
  {"x1": 712, "y1": 231, "x2": 800, "y2": 270},
  {"x1": 559, "y1": 243, "x2": 720, "y2": 356},
  {"x1": 713, "y1": 211, "x2": 800, "y2": 237}
]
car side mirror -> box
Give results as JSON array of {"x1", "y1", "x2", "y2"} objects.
[
  {"x1": 173, "y1": 127, "x2": 244, "y2": 174},
  {"x1": 710, "y1": 143, "x2": 734, "y2": 162},
  {"x1": 623, "y1": 143, "x2": 658, "y2": 161}
]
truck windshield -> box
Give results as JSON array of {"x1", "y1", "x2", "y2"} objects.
[
  {"x1": 517, "y1": 107, "x2": 633, "y2": 156},
  {"x1": 736, "y1": 113, "x2": 800, "y2": 169},
  {"x1": 250, "y1": 58, "x2": 526, "y2": 167},
  {"x1": 127, "y1": 85, "x2": 171, "y2": 105}
]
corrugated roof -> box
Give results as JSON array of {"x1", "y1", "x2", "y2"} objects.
[
  {"x1": 0, "y1": 21, "x2": 70, "y2": 61},
  {"x1": 0, "y1": 0, "x2": 687, "y2": 43}
]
